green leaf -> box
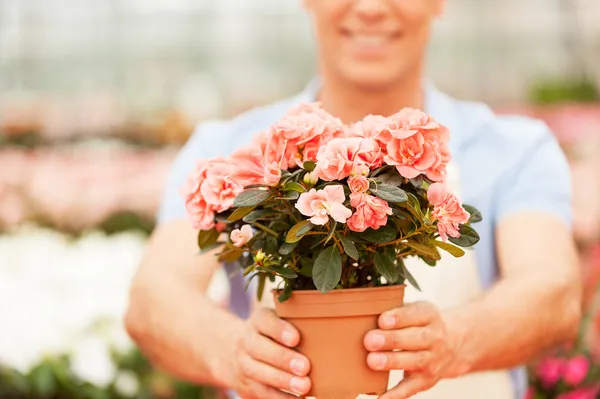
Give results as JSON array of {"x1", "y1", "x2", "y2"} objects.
[
  {"x1": 398, "y1": 259, "x2": 421, "y2": 291},
  {"x1": 242, "y1": 209, "x2": 274, "y2": 223},
  {"x1": 434, "y1": 240, "x2": 465, "y2": 258},
  {"x1": 276, "y1": 191, "x2": 300, "y2": 201},
  {"x1": 374, "y1": 251, "x2": 399, "y2": 283},
  {"x1": 312, "y1": 245, "x2": 342, "y2": 293},
  {"x1": 269, "y1": 266, "x2": 298, "y2": 279},
  {"x1": 463, "y1": 204, "x2": 483, "y2": 223},
  {"x1": 257, "y1": 274, "x2": 267, "y2": 301},
  {"x1": 323, "y1": 221, "x2": 337, "y2": 245},
  {"x1": 228, "y1": 206, "x2": 256, "y2": 221},
  {"x1": 303, "y1": 161, "x2": 317, "y2": 171},
  {"x1": 218, "y1": 243, "x2": 244, "y2": 263},
  {"x1": 279, "y1": 242, "x2": 298, "y2": 255},
  {"x1": 29, "y1": 364, "x2": 56, "y2": 397},
  {"x1": 286, "y1": 220, "x2": 315, "y2": 243},
  {"x1": 419, "y1": 256, "x2": 438, "y2": 266},
  {"x1": 405, "y1": 241, "x2": 441, "y2": 260},
  {"x1": 298, "y1": 259, "x2": 314, "y2": 277},
  {"x1": 285, "y1": 181, "x2": 307, "y2": 193},
  {"x1": 448, "y1": 224, "x2": 480, "y2": 247},
  {"x1": 337, "y1": 234, "x2": 359, "y2": 260},
  {"x1": 278, "y1": 283, "x2": 293, "y2": 303},
  {"x1": 233, "y1": 189, "x2": 272, "y2": 207},
  {"x1": 370, "y1": 183, "x2": 408, "y2": 203},
  {"x1": 410, "y1": 175, "x2": 425, "y2": 189},
  {"x1": 359, "y1": 225, "x2": 397, "y2": 244},
  {"x1": 197, "y1": 228, "x2": 219, "y2": 250},
  {"x1": 244, "y1": 183, "x2": 271, "y2": 189}
]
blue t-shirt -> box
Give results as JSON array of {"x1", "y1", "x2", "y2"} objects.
[{"x1": 157, "y1": 78, "x2": 572, "y2": 399}]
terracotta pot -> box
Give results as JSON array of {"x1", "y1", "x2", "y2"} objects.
[{"x1": 273, "y1": 285, "x2": 405, "y2": 399}]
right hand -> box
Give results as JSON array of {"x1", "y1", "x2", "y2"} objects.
[{"x1": 232, "y1": 307, "x2": 312, "y2": 398}]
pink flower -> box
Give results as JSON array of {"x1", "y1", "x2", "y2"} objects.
[
  {"x1": 347, "y1": 193, "x2": 393, "y2": 233},
  {"x1": 557, "y1": 386, "x2": 600, "y2": 399},
  {"x1": 524, "y1": 387, "x2": 536, "y2": 399},
  {"x1": 348, "y1": 175, "x2": 370, "y2": 194},
  {"x1": 314, "y1": 137, "x2": 379, "y2": 181},
  {"x1": 231, "y1": 145, "x2": 281, "y2": 187},
  {"x1": 231, "y1": 225, "x2": 254, "y2": 247},
  {"x1": 563, "y1": 356, "x2": 590, "y2": 387},
  {"x1": 537, "y1": 357, "x2": 567, "y2": 388},
  {"x1": 181, "y1": 158, "x2": 244, "y2": 230},
  {"x1": 382, "y1": 108, "x2": 450, "y2": 181},
  {"x1": 350, "y1": 114, "x2": 393, "y2": 139},
  {"x1": 261, "y1": 103, "x2": 345, "y2": 169},
  {"x1": 295, "y1": 185, "x2": 352, "y2": 225},
  {"x1": 427, "y1": 183, "x2": 470, "y2": 241}
]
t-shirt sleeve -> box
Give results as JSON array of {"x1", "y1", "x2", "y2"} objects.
[
  {"x1": 156, "y1": 123, "x2": 210, "y2": 225},
  {"x1": 494, "y1": 124, "x2": 572, "y2": 228}
]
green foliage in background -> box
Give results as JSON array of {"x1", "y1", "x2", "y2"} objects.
[
  {"x1": 0, "y1": 348, "x2": 216, "y2": 399},
  {"x1": 530, "y1": 77, "x2": 599, "y2": 104}
]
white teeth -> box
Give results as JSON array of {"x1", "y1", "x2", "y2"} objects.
[{"x1": 352, "y1": 34, "x2": 387, "y2": 46}]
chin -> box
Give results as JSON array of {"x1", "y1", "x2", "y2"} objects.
[{"x1": 339, "y1": 63, "x2": 406, "y2": 92}]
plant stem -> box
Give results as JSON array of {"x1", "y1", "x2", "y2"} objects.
[
  {"x1": 378, "y1": 229, "x2": 422, "y2": 248},
  {"x1": 282, "y1": 201, "x2": 299, "y2": 223},
  {"x1": 331, "y1": 234, "x2": 344, "y2": 254},
  {"x1": 253, "y1": 222, "x2": 279, "y2": 237},
  {"x1": 304, "y1": 231, "x2": 327, "y2": 236}
]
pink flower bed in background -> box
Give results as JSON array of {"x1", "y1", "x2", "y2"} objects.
[{"x1": 0, "y1": 147, "x2": 177, "y2": 232}]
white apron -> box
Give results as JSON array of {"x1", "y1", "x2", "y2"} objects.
[{"x1": 253, "y1": 162, "x2": 515, "y2": 399}]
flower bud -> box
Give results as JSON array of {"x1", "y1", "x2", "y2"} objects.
[{"x1": 303, "y1": 171, "x2": 319, "y2": 186}]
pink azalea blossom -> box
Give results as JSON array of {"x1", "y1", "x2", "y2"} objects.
[
  {"x1": 347, "y1": 193, "x2": 393, "y2": 233},
  {"x1": 427, "y1": 183, "x2": 470, "y2": 241},
  {"x1": 537, "y1": 357, "x2": 567, "y2": 388},
  {"x1": 181, "y1": 158, "x2": 244, "y2": 230},
  {"x1": 563, "y1": 356, "x2": 590, "y2": 387},
  {"x1": 314, "y1": 137, "x2": 379, "y2": 181},
  {"x1": 382, "y1": 108, "x2": 451, "y2": 181},
  {"x1": 231, "y1": 225, "x2": 254, "y2": 247},
  {"x1": 231, "y1": 145, "x2": 281, "y2": 187},
  {"x1": 348, "y1": 175, "x2": 370, "y2": 194},
  {"x1": 349, "y1": 114, "x2": 392, "y2": 140},
  {"x1": 295, "y1": 185, "x2": 352, "y2": 225},
  {"x1": 260, "y1": 103, "x2": 345, "y2": 169},
  {"x1": 524, "y1": 387, "x2": 536, "y2": 399}
]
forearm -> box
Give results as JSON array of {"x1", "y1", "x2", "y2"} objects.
[
  {"x1": 443, "y1": 272, "x2": 581, "y2": 376},
  {"x1": 126, "y1": 272, "x2": 244, "y2": 387},
  {"x1": 125, "y1": 221, "x2": 244, "y2": 388}
]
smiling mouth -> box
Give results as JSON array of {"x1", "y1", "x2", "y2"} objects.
[{"x1": 341, "y1": 29, "x2": 402, "y2": 45}]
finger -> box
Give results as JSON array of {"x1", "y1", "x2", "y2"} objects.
[
  {"x1": 367, "y1": 350, "x2": 433, "y2": 372},
  {"x1": 251, "y1": 308, "x2": 299, "y2": 347},
  {"x1": 379, "y1": 302, "x2": 438, "y2": 330},
  {"x1": 364, "y1": 327, "x2": 437, "y2": 351},
  {"x1": 239, "y1": 354, "x2": 312, "y2": 397},
  {"x1": 244, "y1": 331, "x2": 311, "y2": 376},
  {"x1": 239, "y1": 380, "x2": 299, "y2": 399},
  {"x1": 380, "y1": 373, "x2": 435, "y2": 399}
]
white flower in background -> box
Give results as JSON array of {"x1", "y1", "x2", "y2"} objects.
[
  {"x1": 114, "y1": 371, "x2": 141, "y2": 397},
  {"x1": 70, "y1": 336, "x2": 116, "y2": 387},
  {"x1": 0, "y1": 224, "x2": 231, "y2": 382}
]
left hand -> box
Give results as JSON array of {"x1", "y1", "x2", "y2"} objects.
[{"x1": 364, "y1": 301, "x2": 463, "y2": 399}]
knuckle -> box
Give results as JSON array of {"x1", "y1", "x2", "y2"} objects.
[
  {"x1": 416, "y1": 352, "x2": 431, "y2": 369},
  {"x1": 420, "y1": 328, "x2": 432, "y2": 345}
]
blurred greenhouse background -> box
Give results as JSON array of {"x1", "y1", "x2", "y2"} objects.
[{"x1": 0, "y1": 0, "x2": 599, "y2": 398}]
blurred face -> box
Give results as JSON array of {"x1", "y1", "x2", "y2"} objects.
[{"x1": 304, "y1": 0, "x2": 444, "y2": 90}]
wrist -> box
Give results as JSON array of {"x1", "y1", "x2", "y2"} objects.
[
  {"x1": 204, "y1": 321, "x2": 245, "y2": 389},
  {"x1": 442, "y1": 308, "x2": 473, "y2": 378}
]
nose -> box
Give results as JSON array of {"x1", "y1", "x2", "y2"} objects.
[{"x1": 354, "y1": 0, "x2": 388, "y2": 22}]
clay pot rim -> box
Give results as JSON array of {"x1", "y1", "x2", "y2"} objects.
[
  {"x1": 272, "y1": 284, "x2": 404, "y2": 296},
  {"x1": 273, "y1": 285, "x2": 405, "y2": 316}
]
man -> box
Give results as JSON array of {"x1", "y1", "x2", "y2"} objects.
[{"x1": 125, "y1": 1, "x2": 582, "y2": 398}]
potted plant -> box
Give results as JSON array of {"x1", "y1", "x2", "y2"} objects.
[{"x1": 182, "y1": 103, "x2": 481, "y2": 398}]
